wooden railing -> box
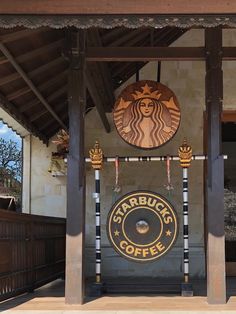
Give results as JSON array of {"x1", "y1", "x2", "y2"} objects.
[{"x1": 0, "y1": 209, "x2": 66, "y2": 301}]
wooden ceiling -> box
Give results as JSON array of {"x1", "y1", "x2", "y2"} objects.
[{"x1": 0, "y1": 27, "x2": 186, "y2": 143}]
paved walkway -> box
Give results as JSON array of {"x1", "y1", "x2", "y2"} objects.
[{"x1": 1, "y1": 279, "x2": 236, "y2": 313}]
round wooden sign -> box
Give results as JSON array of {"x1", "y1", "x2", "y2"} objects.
[
  {"x1": 107, "y1": 191, "x2": 178, "y2": 262},
  {"x1": 113, "y1": 80, "x2": 181, "y2": 149}
]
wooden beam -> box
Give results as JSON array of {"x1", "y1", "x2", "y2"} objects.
[
  {"x1": 28, "y1": 57, "x2": 65, "y2": 78},
  {"x1": 20, "y1": 85, "x2": 67, "y2": 113},
  {"x1": 0, "y1": 71, "x2": 20, "y2": 86},
  {"x1": 205, "y1": 27, "x2": 226, "y2": 305},
  {"x1": 0, "y1": 92, "x2": 47, "y2": 144},
  {"x1": 111, "y1": 29, "x2": 187, "y2": 83},
  {"x1": 30, "y1": 98, "x2": 66, "y2": 122},
  {"x1": 102, "y1": 28, "x2": 127, "y2": 46},
  {"x1": 17, "y1": 39, "x2": 63, "y2": 64},
  {"x1": 20, "y1": 99, "x2": 39, "y2": 113},
  {"x1": 86, "y1": 46, "x2": 236, "y2": 62},
  {"x1": 0, "y1": 57, "x2": 65, "y2": 87},
  {"x1": 7, "y1": 86, "x2": 31, "y2": 101},
  {"x1": 46, "y1": 85, "x2": 67, "y2": 102},
  {"x1": 154, "y1": 27, "x2": 176, "y2": 45},
  {"x1": 222, "y1": 47, "x2": 236, "y2": 60},
  {"x1": 0, "y1": 39, "x2": 63, "y2": 68},
  {"x1": 39, "y1": 104, "x2": 67, "y2": 131},
  {"x1": 222, "y1": 110, "x2": 236, "y2": 122},
  {"x1": 0, "y1": 28, "x2": 48, "y2": 44},
  {"x1": 37, "y1": 70, "x2": 67, "y2": 94},
  {"x1": 65, "y1": 30, "x2": 86, "y2": 305},
  {"x1": 108, "y1": 29, "x2": 149, "y2": 47},
  {"x1": 0, "y1": 42, "x2": 67, "y2": 130},
  {"x1": 44, "y1": 111, "x2": 68, "y2": 137},
  {"x1": 125, "y1": 30, "x2": 152, "y2": 47},
  {"x1": 86, "y1": 47, "x2": 205, "y2": 61},
  {"x1": 0, "y1": 56, "x2": 8, "y2": 65},
  {"x1": 86, "y1": 68, "x2": 110, "y2": 133},
  {"x1": 0, "y1": 0, "x2": 235, "y2": 14},
  {"x1": 87, "y1": 30, "x2": 114, "y2": 111},
  {"x1": 165, "y1": 29, "x2": 185, "y2": 46}
]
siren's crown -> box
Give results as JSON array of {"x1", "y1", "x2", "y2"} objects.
[{"x1": 132, "y1": 83, "x2": 162, "y2": 100}]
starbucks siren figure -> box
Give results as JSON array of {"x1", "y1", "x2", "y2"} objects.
[{"x1": 114, "y1": 81, "x2": 181, "y2": 149}]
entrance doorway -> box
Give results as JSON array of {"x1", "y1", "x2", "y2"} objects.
[{"x1": 222, "y1": 111, "x2": 236, "y2": 276}]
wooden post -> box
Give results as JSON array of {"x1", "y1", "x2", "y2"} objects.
[
  {"x1": 205, "y1": 27, "x2": 226, "y2": 304},
  {"x1": 65, "y1": 30, "x2": 86, "y2": 305}
]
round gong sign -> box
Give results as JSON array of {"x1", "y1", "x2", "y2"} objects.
[{"x1": 107, "y1": 191, "x2": 178, "y2": 262}]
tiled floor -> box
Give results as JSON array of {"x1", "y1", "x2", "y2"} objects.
[{"x1": 1, "y1": 278, "x2": 236, "y2": 313}]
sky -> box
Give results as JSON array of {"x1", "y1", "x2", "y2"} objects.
[{"x1": 0, "y1": 121, "x2": 22, "y2": 148}]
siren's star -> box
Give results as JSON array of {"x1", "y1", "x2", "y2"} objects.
[
  {"x1": 132, "y1": 83, "x2": 161, "y2": 100},
  {"x1": 114, "y1": 230, "x2": 120, "y2": 236},
  {"x1": 116, "y1": 97, "x2": 132, "y2": 110},
  {"x1": 166, "y1": 230, "x2": 172, "y2": 236},
  {"x1": 142, "y1": 83, "x2": 153, "y2": 95}
]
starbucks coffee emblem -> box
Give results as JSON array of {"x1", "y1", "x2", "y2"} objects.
[
  {"x1": 113, "y1": 80, "x2": 181, "y2": 149},
  {"x1": 107, "y1": 191, "x2": 178, "y2": 262}
]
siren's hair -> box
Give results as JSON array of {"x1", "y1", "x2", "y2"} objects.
[{"x1": 122, "y1": 97, "x2": 172, "y2": 147}]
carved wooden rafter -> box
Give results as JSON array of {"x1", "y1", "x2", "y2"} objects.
[
  {"x1": 0, "y1": 42, "x2": 67, "y2": 130},
  {"x1": 0, "y1": 14, "x2": 235, "y2": 30}
]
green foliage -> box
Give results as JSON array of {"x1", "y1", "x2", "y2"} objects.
[
  {"x1": 0, "y1": 138, "x2": 22, "y2": 207},
  {"x1": 0, "y1": 138, "x2": 22, "y2": 181}
]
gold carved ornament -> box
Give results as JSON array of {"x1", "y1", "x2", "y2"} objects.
[
  {"x1": 48, "y1": 129, "x2": 69, "y2": 176},
  {"x1": 52, "y1": 129, "x2": 69, "y2": 154},
  {"x1": 178, "y1": 139, "x2": 192, "y2": 168},
  {"x1": 89, "y1": 141, "x2": 103, "y2": 170}
]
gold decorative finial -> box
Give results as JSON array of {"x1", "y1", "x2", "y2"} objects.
[
  {"x1": 178, "y1": 138, "x2": 192, "y2": 168},
  {"x1": 89, "y1": 141, "x2": 103, "y2": 170}
]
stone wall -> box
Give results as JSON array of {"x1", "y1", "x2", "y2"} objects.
[
  {"x1": 22, "y1": 29, "x2": 236, "y2": 279},
  {"x1": 22, "y1": 135, "x2": 67, "y2": 217}
]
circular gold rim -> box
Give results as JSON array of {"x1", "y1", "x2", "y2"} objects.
[{"x1": 107, "y1": 190, "x2": 178, "y2": 262}]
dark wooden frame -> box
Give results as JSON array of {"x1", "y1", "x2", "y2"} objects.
[
  {"x1": 86, "y1": 47, "x2": 236, "y2": 62},
  {"x1": 0, "y1": 0, "x2": 235, "y2": 14},
  {"x1": 205, "y1": 27, "x2": 226, "y2": 304},
  {"x1": 65, "y1": 30, "x2": 86, "y2": 304}
]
